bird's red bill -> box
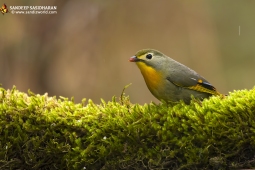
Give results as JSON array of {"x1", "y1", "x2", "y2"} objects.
[{"x1": 129, "y1": 56, "x2": 137, "y2": 62}]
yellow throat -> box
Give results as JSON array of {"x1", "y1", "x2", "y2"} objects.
[{"x1": 136, "y1": 62, "x2": 163, "y2": 92}]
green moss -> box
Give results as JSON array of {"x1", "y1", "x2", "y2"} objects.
[{"x1": 0, "y1": 86, "x2": 255, "y2": 169}]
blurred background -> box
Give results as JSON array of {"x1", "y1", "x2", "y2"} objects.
[{"x1": 1, "y1": 0, "x2": 255, "y2": 104}]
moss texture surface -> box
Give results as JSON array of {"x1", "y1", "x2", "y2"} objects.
[{"x1": 0, "y1": 86, "x2": 255, "y2": 169}]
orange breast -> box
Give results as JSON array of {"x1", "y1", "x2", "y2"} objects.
[{"x1": 136, "y1": 62, "x2": 163, "y2": 92}]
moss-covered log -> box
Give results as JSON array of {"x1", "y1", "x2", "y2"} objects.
[{"x1": 0, "y1": 86, "x2": 255, "y2": 169}]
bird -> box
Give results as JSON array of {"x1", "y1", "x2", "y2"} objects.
[{"x1": 129, "y1": 49, "x2": 222, "y2": 104}]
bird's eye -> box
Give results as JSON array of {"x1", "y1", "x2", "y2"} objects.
[{"x1": 146, "y1": 54, "x2": 152, "y2": 59}]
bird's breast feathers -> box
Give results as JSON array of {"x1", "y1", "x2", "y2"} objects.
[{"x1": 136, "y1": 62, "x2": 163, "y2": 91}]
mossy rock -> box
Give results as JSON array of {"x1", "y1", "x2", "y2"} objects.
[{"x1": 0, "y1": 86, "x2": 255, "y2": 169}]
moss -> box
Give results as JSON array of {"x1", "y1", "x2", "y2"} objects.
[{"x1": 0, "y1": 86, "x2": 255, "y2": 169}]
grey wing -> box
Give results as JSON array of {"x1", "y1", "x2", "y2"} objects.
[{"x1": 166, "y1": 61, "x2": 216, "y2": 91}]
